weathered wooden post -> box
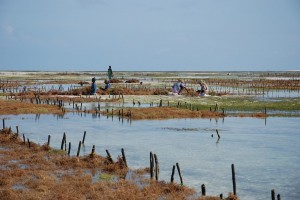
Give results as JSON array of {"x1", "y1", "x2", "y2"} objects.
[
  {"x1": 90, "y1": 145, "x2": 95, "y2": 158},
  {"x1": 232, "y1": 164, "x2": 236, "y2": 195},
  {"x1": 23, "y1": 134, "x2": 26, "y2": 144},
  {"x1": 265, "y1": 106, "x2": 267, "y2": 114},
  {"x1": 47, "y1": 135, "x2": 51, "y2": 146},
  {"x1": 176, "y1": 162, "x2": 183, "y2": 186},
  {"x1": 82, "y1": 131, "x2": 86, "y2": 144},
  {"x1": 61, "y1": 132, "x2": 66, "y2": 150},
  {"x1": 106, "y1": 149, "x2": 113, "y2": 163},
  {"x1": 27, "y1": 138, "x2": 31, "y2": 148},
  {"x1": 201, "y1": 184, "x2": 206, "y2": 196},
  {"x1": 121, "y1": 148, "x2": 128, "y2": 167},
  {"x1": 271, "y1": 189, "x2": 276, "y2": 200},
  {"x1": 216, "y1": 129, "x2": 220, "y2": 140},
  {"x1": 16, "y1": 126, "x2": 19, "y2": 136},
  {"x1": 2, "y1": 119, "x2": 5, "y2": 129},
  {"x1": 154, "y1": 154, "x2": 159, "y2": 180},
  {"x1": 150, "y1": 152, "x2": 154, "y2": 179},
  {"x1": 67, "y1": 142, "x2": 71, "y2": 156},
  {"x1": 220, "y1": 193, "x2": 223, "y2": 199},
  {"x1": 171, "y1": 165, "x2": 175, "y2": 183},
  {"x1": 76, "y1": 141, "x2": 81, "y2": 157},
  {"x1": 277, "y1": 194, "x2": 281, "y2": 200}
]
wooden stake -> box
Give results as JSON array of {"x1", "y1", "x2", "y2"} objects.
[
  {"x1": 68, "y1": 142, "x2": 71, "y2": 156},
  {"x1": 90, "y1": 145, "x2": 95, "y2": 158},
  {"x1": 82, "y1": 131, "x2": 86, "y2": 144},
  {"x1": 150, "y1": 152, "x2": 154, "y2": 179},
  {"x1": 47, "y1": 135, "x2": 51, "y2": 146},
  {"x1": 271, "y1": 189, "x2": 275, "y2": 200},
  {"x1": 121, "y1": 148, "x2": 128, "y2": 167},
  {"x1": 27, "y1": 138, "x2": 30, "y2": 148},
  {"x1": 201, "y1": 184, "x2": 206, "y2": 196},
  {"x1": 106, "y1": 149, "x2": 113, "y2": 163},
  {"x1": 216, "y1": 129, "x2": 220, "y2": 139},
  {"x1": 220, "y1": 193, "x2": 223, "y2": 199},
  {"x1": 61, "y1": 132, "x2": 66, "y2": 150},
  {"x1": 76, "y1": 141, "x2": 81, "y2": 157},
  {"x1": 171, "y1": 165, "x2": 175, "y2": 183},
  {"x1": 154, "y1": 154, "x2": 159, "y2": 180},
  {"x1": 232, "y1": 164, "x2": 237, "y2": 195},
  {"x1": 176, "y1": 162, "x2": 183, "y2": 185},
  {"x1": 16, "y1": 126, "x2": 19, "y2": 136}
]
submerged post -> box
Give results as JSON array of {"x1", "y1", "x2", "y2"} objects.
[
  {"x1": 201, "y1": 184, "x2": 206, "y2": 196},
  {"x1": 150, "y1": 152, "x2": 154, "y2": 179},
  {"x1": 220, "y1": 193, "x2": 223, "y2": 199},
  {"x1": 47, "y1": 135, "x2": 51, "y2": 146},
  {"x1": 106, "y1": 149, "x2": 113, "y2": 163},
  {"x1": 68, "y1": 142, "x2": 71, "y2": 156},
  {"x1": 154, "y1": 154, "x2": 159, "y2": 181},
  {"x1": 176, "y1": 162, "x2": 183, "y2": 186},
  {"x1": 61, "y1": 132, "x2": 66, "y2": 150},
  {"x1": 231, "y1": 164, "x2": 236, "y2": 195},
  {"x1": 121, "y1": 148, "x2": 128, "y2": 167},
  {"x1": 16, "y1": 126, "x2": 19, "y2": 136},
  {"x1": 90, "y1": 145, "x2": 95, "y2": 158},
  {"x1": 271, "y1": 189, "x2": 275, "y2": 200},
  {"x1": 216, "y1": 129, "x2": 220, "y2": 140},
  {"x1": 27, "y1": 138, "x2": 30, "y2": 148},
  {"x1": 265, "y1": 106, "x2": 267, "y2": 114},
  {"x1": 171, "y1": 165, "x2": 175, "y2": 183},
  {"x1": 277, "y1": 194, "x2": 281, "y2": 200},
  {"x1": 76, "y1": 141, "x2": 82, "y2": 157},
  {"x1": 82, "y1": 131, "x2": 86, "y2": 144}
]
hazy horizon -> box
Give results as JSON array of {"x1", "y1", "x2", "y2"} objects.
[{"x1": 1, "y1": 0, "x2": 300, "y2": 71}]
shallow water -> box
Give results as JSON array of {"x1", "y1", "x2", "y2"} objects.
[{"x1": 2, "y1": 114, "x2": 300, "y2": 200}]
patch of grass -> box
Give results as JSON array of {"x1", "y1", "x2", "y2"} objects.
[
  {"x1": 187, "y1": 96, "x2": 300, "y2": 112},
  {"x1": 99, "y1": 173, "x2": 114, "y2": 181}
]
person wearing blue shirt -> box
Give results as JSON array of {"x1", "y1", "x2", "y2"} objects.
[
  {"x1": 104, "y1": 80, "x2": 111, "y2": 90},
  {"x1": 90, "y1": 77, "x2": 97, "y2": 94},
  {"x1": 172, "y1": 79, "x2": 187, "y2": 95}
]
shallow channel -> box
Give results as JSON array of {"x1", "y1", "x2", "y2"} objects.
[{"x1": 2, "y1": 114, "x2": 300, "y2": 200}]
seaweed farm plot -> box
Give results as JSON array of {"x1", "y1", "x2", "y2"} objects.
[{"x1": 2, "y1": 113, "x2": 300, "y2": 200}]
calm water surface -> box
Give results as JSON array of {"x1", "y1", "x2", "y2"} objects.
[{"x1": 3, "y1": 114, "x2": 300, "y2": 200}]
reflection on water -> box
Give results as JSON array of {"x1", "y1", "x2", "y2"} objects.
[{"x1": 2, "y1": 114, "x2": 300, "y2": 200}]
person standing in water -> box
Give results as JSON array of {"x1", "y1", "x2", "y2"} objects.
[
  {"x1": 107, "y1": 66, "x2": 113, "y2": 80},
  {"x1": 90, "y1": 77, "x2": 97, "y2": 95}
]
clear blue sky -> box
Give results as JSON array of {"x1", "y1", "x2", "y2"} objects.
[{"x1": 1, "y1": 0, "x2": 300, "y2": 71}]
